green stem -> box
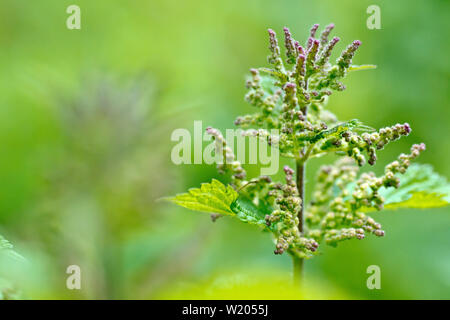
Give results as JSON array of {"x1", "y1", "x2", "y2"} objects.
[
  {"x1": 292, "y1": 254, "x2": 303, "y2": 287},
  {"x1": 296, "y1": 159, "x2": 305, "y2": 233},
  {"x1": 294, "y1": 158, "x2": 306, "y2": 286}
]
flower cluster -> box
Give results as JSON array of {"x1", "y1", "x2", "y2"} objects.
[
  {"x1": 265, "y1": 166, "x2": 318, "y2": 258},
  {"x1": 233, "y1": 24, "x2": 371, "y2": 160},
  {"x1": 312, "y1": 122, "x2": 413, "y2": 166},
  {"x1": 205, "y1": 127, "x2": 246, "y2": 185},
  {"x1": 306, "y1": 144, "x2": 426, "y2": 246}
]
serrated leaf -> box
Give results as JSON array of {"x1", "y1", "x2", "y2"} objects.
[
  {"x1": 165, "y1": 179, "x2": 238, "y2": 215},
  {"x1": 380, "y1": 164, "x2": 450, "y2": 210},
  {"x1": 349, "y1": 64, "x2": 377, "y2": 72},
  {"x1": 230, "y1": 196, "x2": 273, "y2": 229},
  {"x1": 384, "y1": 191, "x2": 448, "y2": 210}
]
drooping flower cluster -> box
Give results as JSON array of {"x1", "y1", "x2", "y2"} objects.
[
  {"x1": 306, "y1": 143, "x2": 426, "y2": 246},
  {"x1": 205, "y1": 127, "x2": 246, "y2": 186},
  {"x1": 265, "y1": 166, "x2": 318, "y2": 258},
  {"x1": 311, "y1": 122, "x2": 413, "y2": 166}
]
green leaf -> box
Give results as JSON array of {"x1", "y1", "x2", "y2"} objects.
[
  {"x1": 384, "y1": 191, "x2": 448, "y2": 210},
  {"x1": 165, "y1": 179, "x2": 238, "y2": 215},
  {"x1": 166, "y1": 181, "x2": 277, "y2": 230},
  {"x1": 380, "y1": 164, "x2": 450, "y2": 210},
  {"x1": 230, "y1": 196, "x2": 273, "y2": 229},
  {"x1": 349, "y1": 64, "x2": 377, "y2": 72}
]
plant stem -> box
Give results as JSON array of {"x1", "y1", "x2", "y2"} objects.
[
  {"x1": 293, "y1": 158, "x2": 306, "y2": 286},
  {"x1": 296, "y1": 159, "x2": 305, "y2": 233},
  {"x1": 292, "y1": 254, "x2": 303, "y2": 287}
]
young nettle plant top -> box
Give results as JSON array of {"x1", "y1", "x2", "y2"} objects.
[{"x1": 166, "y1": 24, "x2": 449, "y2": 281}]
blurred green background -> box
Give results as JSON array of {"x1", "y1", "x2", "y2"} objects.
[{"x1": 0, "y1": 0, "x2": 449, "y2": 299}]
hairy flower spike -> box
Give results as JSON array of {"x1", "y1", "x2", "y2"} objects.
[
  {"x1": 293, "y1": 54, "x2": 306, "y2": 79},
  {"x1": 319, "y1": 23, "x2": 335, "y2": 47},
  {"x1": 317, "y1": 36, "x2": 340, "y2": 67},
  {"x1": 296, "y1": 42, "x2": 305, "y2": 56},
  {"x1": 283, "y1": 27, "x2": 297, "y2": 64},
  {"x1": 384, "y1": 143, "x2": 426, "y2": 179},
  {"x1": 374, "y1": 122, "x2": 411, "y2": 150},
  {"x1": 305, "y1": 24, "x2": 319, "y2": 51},
  {"x1": 338, "y1": 40, "x2": 362, "y2": 71},
  {"x1": 206, "y1": 127, "x2": 246, "y2": 184},
  {"x1": 311, "y1": 121, "x2": 413, "y2": 167},
  {"x1": 267, "y1": 29, "x2": 284, "y2": 71},
  {"x1": 306, "y1": 39, "x2": 320, "y2": 76},
  {"x1": 310, "y1": 24, "x2": 319, "y2": 38},
  {"x1": 282, "y1": 83, "x2": 298, "y2": 110}
]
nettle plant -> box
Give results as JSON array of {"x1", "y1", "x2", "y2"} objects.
[{"x1": 167, "y1": 24, "x2": 449, "y2": 283}]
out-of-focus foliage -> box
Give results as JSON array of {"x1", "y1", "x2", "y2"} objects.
[
  {"x1": 0, "y1": 234, "x2": 13, "y2": 251},
  {"x1": 0, "y1": 235, "x2": 24, "y2": 262},
  {"x1": 0, "y1": 278, "x2": 21, "y2": 300},
  {"x1": 0, "y1": 0, "x2": 448, "y2": 299},
  {"x1": 157, "y1": 270, "x2": 349, "y2": 299}
]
